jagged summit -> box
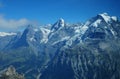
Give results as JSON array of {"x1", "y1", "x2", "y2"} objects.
[
  {"x1": 81, "y1": 13, "x2": 119, "y2": 40},
  {"x1": 51, "y1": 18, "x2": 65, "y2": 31},
  {"x1": 85, "y1": 12, "x2": 118, "y2": 28},
  {"x1": 98, "y1": 12, "x2": 109, "y2": 17},
  {"x1": 59, "y1": 18, "x2": 65, "y2": 27},
  {"x1": 98, "y1": 12, "x2": 118, "y2": 23},
  {"x1": 98, "y1": 13, "x2": 111, "y2": 23}
]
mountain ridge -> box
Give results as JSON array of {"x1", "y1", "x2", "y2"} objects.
[{"x1": 0, "y1": 13, "x2": 120, "y2": 79}]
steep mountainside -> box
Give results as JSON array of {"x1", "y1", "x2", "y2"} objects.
[{"x1": 0, "y1": 13, "x2": 120, "y2": 79}]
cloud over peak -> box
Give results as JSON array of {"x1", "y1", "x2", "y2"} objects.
[{"x1": 0, "y1": 15, "x2": 33, "y2": 31}]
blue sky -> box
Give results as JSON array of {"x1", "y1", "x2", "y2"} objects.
[{"x1": 0, "y1": 0, "x2": 120, "y2": 31}]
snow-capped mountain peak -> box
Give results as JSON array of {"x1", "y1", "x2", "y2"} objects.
[
  {"x1": 99, "y1": 13, "x2": 111, "y2": 23},
  {"x1": 98, "y1": 13, "x2": 118, "y2": 23},
  {"x1": 111, "y1": 16, "x2": 118, "y2": 21},
  {"x1": 59, "y1": 18, "x2": 65, "y2": 27},
  {"x1": 51, "y1": 18, "x2": 65, "y2": 32}
]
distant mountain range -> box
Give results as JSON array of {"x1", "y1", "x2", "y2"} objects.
[{"x1": 0, "y1": 13, "x2": 120, "y2": 79}]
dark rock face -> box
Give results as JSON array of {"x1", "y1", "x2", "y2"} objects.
[
  {"x1": 0, "y1": 66, "x2": 25, "y2": 79},
  {"x1": 41, "y1": 42, "x2": 120, "y2": 79}
]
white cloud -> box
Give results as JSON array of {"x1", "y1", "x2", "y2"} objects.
[{"x1": 0, "y1": 15, "x2": 32, "y2": 31}]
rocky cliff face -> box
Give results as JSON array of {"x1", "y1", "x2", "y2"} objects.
[
  {"x1": 40, "y1": 40, "x2": 120, "y2": 79},
  {"x1": 0, "y1": 66, "x2": 25, "y2": 79}
]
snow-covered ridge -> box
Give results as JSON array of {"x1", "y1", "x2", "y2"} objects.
[
  {"x1": 99, "y1": 13, "x2": 118, "y2": 23},
  {"x1": 40, "y1": 28, "x2": 51, "y2": 43},
  {"x1": 92, "y1": 19, "x2": 102, "y2": 27},
  {"x1": 59, "y1": 18, "x2": 65, "y2": 27},
  {"x1": 51, "y1": 18, "x2": 65, "y2": 32},
  {"x1": 0, "y1": 32, "x2": 17, "y2": 37},
  {"x1": 52, "y1": 36, "x2": 70, "y2": 45},
  {"x1": 99, "y1": 13, "x2": 111, "y2": 23},
  {"x1": 111, "y1": 16, "x2": 117, "y2": 21}
]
